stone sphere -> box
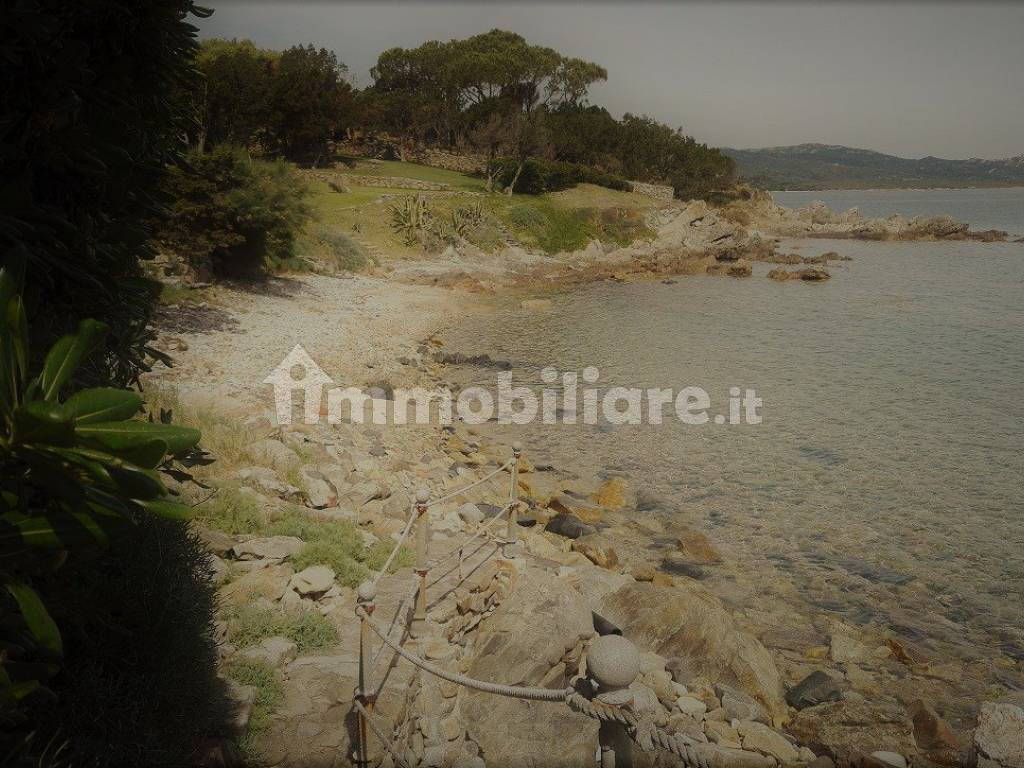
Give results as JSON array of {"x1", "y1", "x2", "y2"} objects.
[
  {"x1": 357, "y1": 581, "x2": 377, "y2": 602},
  {"x1": 587, "y1": 635, "x2": 640, "y2": 690},
  {"x1": 416, "y1": 487, "x2": 430, "y2": 505}
]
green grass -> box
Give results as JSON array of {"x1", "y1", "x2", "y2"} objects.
[
  {"x1": 198, "y1": 485, "x2": 263, "y2": 535},
  {"x1": 158, "y1": 282, "x2": 217, "y2": 306},
  {"x1": 363, "y1": 538, "x2": 415, "y2": 573},
  {"x1": 546, "y1": 182, "x2": 662, "y2": 211},
  {"x1": 224, "y1": 658, "x2": 285, "y2": 757},
  {"x1": 309, "y1": 180, "x2": 389, "y2": 212},
  {"x1": 225, "y1": 603, "x2": 339, "y2": 651},
  {"x1": 197, "y1": 495, "x2": 412, "y2": 588},
  {"x1": 291, "y1": 541, "x2": 370, "y2": 586},
  {"x1": 487, "y1": 195, "x2": 655, "y2": 254}
]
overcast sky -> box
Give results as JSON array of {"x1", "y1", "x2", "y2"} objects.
[{"x1": 197, "y1": 2, "x2": 1024, "y2": 160}]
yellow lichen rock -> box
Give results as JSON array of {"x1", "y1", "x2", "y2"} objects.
[{"x1": 590, "y1": 478, "x2": 627, "y2": 509}]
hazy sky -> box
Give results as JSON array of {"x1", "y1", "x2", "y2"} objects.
[{"x1": 197, "y1": 2, "x2": 1024, "y2": 160}]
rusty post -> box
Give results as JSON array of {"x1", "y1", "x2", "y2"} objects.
[
  {"x1": 411, "y1": 487, "x2": 430, "y2": 639},
  {"x1": 506, "y1": 441, "x2": 521, "y2": 545},
  {"x1": 355, "y1": 580, "x2": 377, "y2": 767}
]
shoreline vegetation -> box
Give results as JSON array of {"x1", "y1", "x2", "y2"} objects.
[{"x1": 6, "y1": 5, "x2": 1023, "y2": 767}]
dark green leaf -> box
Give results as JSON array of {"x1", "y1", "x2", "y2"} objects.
[
  {"x1": 106, "y1": 464, "x2": 166, "y2": 500},
  {"x1": 11, "y1": 402, "x2": 74, "y2": 446},
  {"x1": 137, "y1": 498, "x2": 194, "y2": 521},
  {"x1": 39, "y1": 319, "x2": 109, "y2": 401},
  {"x1": 76, "y1": 420, "x2": 200, "y2": 455},
  {"x1": 116, "y1": 438, "x2": 168, "y2": 470},
  {"x1": 65, "y1": 387, "x2": 142, "y2": 424},
  {"x1": 0, "y1": 512, "x2": 63, "y2": 551},
  {"x1": 5, "y1": 582, "x2": 62, "y2": 656}
]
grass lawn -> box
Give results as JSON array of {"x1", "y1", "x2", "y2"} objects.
[{"x1": 546, "y1": 183, "x2": 664, "y2": 211}]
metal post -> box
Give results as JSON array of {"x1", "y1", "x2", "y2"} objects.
[
  {"x1": 587, "y1": 635, "x2": 641, "y2": 768},
  {"x1": 355, "y1": 581, "x2": 377, "y2": 768},
  {"x1": 411, "y1": 487, "x2": 430, "y2": 639},
  {"x1": 506, "y1": 442, "x2": 521, "y2": 545}
]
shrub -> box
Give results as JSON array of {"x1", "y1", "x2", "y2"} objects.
[
  {"x1": 156, "y1": 145, "x2": 314, "y2": 277},
  {"x1": 502, "y1": 202, "x2": 594, "y2": 253},
  {"x1": 595, "y1": 207, "x2": 653, "y2": 245},
  {"x1": 313, "y1": 228, "x2": 375, "y2": 272},
  {"x1": 34, "y1": 518, "x2": 228, "y2": 766}
]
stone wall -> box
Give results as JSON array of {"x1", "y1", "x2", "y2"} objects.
[
  {"x1": 628, "y1": 180, "x2": 675, "y2": 203},
  {"x1": 413, "y1": 148, "x2": 486, "y2": 174},
  {"x1": 305, "y1": 169, "x2": 451, "y2": 192}
]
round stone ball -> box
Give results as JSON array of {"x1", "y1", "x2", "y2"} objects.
[{"x1": 587, "y1": 635, "x2": 641, "y2": 690}]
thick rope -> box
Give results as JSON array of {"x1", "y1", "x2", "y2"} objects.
[
  {"x1": 428, "y1": 500, "x2": 513, "y2": 572},
  {"x1": 565, "y1": 692, "x2": 710, "y2": 768},
  {"x1": 358, "y1": 605, "x2": 570, "y2": 702},
  {"x1": 353, "y1": 698, "x2": 412, "y2": 768},
  {"x1": 370, "y1": 506, "x2": 417, "y2": 586},
  {"x1": 426, "y1": 458, "x2": 513, "y2": 508},
  {"x1": 367, "y1": 459, "x2": 511, "y2": 589}
]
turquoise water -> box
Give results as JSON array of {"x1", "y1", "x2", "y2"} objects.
[{"x1": 443, "y1": 189, "x2": 1024, "y2": 693}]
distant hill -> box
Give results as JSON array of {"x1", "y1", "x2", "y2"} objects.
[{"x1": 723, "y1": 143, "x2": 1024, "y2": 190}]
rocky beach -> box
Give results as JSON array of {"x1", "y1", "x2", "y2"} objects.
[{"x1": 144, "y1": 189, "x2": 1024, "y2": 767}]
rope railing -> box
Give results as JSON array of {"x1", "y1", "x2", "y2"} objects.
[
  {"x1": 351, "y1": 440, "x2": 713, "y2": 768},
  {"x1": 353, "y1": 442, "x2": 522, "y2": 767},
  {"x1": 358, "y1": 604, "x2": 570, "y2": 702},
  {"x1": 425, "y1": 457, "x2": 513, "y2": 508},
  {"x1": 369, "y1": 505, "x2": 417, "y2": 586}
]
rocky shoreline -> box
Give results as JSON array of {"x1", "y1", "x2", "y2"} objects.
[
  {"x1": 147, "y1": 261, "x2": 1023, "y2": 768},
  {"x1": 387, "y1": 190, "x2": 1011, "y2": 292}
]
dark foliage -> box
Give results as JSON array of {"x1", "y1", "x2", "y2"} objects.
[
  {"x1": 0, "y1": 0, "x2": 206, "y2": 387},
  {"x1": 28, "y1": 517, "x2": 228, "y2": 767},
  {"x1": 156, "y1": 145, "x2": 313, "y2": 276},
  {"x1": 189, "y1": 41, "x2": 354, "y2": 162}
]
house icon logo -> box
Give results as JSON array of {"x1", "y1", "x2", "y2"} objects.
[{"x1": 263, "y1": 344, "x2": 334, "y2": 424}]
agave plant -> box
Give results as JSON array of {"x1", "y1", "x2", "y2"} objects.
[
  {"x1": 427, "y1": 201, "x2": 487, "y2": 245},
  {"x1": 387, "y1": 195, "x2": 433, "y2": 246},
  {"x1": 0, "y1": 252, "x2": 201, "y2": 711}
]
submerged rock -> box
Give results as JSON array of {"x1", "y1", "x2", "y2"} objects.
[
  {"x1": 787, "y1": 670, "x2": 844, "y2": 710},
  {"x1": 598, "y1": 582, "x2": 787, "y2": 723},
  {"x1": 787, "y1": 698, "x2": 916, "y2": 764}
]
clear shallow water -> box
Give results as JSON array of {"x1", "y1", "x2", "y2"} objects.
[{"x1": 444, "y1": 189, "x2": 1024, "y2": 688}]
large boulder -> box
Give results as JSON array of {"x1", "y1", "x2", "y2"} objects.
[
  {"x1": 787, "y1": 699, "x2": 916, "y2": 764},
  {"x1": 598, "y1": 582, "x2": 787, "y2": 724},
  {"x1": 974, "y1": 702, "x2": 1024, "y2": 766},
  {"x1": 462, "y1": 569, "x2": 596, "y2": 766}
]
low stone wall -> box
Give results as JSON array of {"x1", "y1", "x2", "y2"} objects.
[
  {"x1": 628, "y1": 180, "x2": 675, "y2": 203},
  {"x1": 413, "y1": 148, "x2": 486, "y2": 174},
  {"x1": 306, "y1": 169, "x2": 451, "y2": 192},
  {"x1": 331, "y1": 137, "x2": 485, "y2": 174}
]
